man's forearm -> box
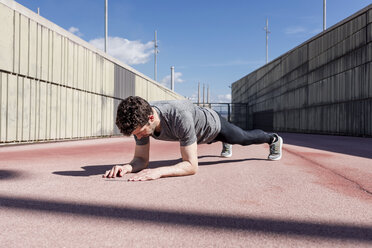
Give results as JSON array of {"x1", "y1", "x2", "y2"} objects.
[
  {"x1": 156, "y1": 160, "x2": 198, "y2": 178},
  {"x1": 124, "y1": 157, "x2": 148, "y2": 173},
  {"x1": 127, "y1": 160, "x2": 198, "y2": 181}
]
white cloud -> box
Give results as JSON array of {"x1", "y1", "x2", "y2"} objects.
[
  {"x1": 216, "y1": 94, "x2": 231, "y2": 103},
  {"x1": 89, "y1": 37, "x2": 154, "y2": 65},
  {"x1": 185, "y1": 92, "x2": 231, "y2": 103},
  {"x1": 200, "y1": 60, "x2": 263, "y2": 68},
  {"x1": 68, "y1": 26, "x2": 83, "y2": 37},
  {"x1": 187, "y1": 92, "x2": 198, "y2": 102},
  {"x1": 285, "y1": 26, "x2": 322, "y2": 36},
  {"x1": 310, "y1": 28, "x2": 322, "y2": 35},
  {"x1": 284, "y1": 26, "x2": 307, "y2": 35},
  {"x1": 160, "y1": 72, "x2": 184, "y2": 88}
]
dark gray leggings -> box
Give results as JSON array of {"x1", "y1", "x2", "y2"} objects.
[{"x1": 212, "y1": 115, "x2": 273, "y2": 145}]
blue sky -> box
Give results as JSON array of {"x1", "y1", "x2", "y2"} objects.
[{"x1": 15, "y1": 0, "x2": 371, "y2": 102}]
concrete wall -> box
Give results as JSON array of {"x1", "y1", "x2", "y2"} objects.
[
  {"x1": 0, "y1": 0, "x2": 183, "y2": 144},
  {"x1": 232, "y1": 4, "x2": 372, "y2": 137}
]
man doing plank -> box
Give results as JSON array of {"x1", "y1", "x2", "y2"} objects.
[{"x1": 103, "y1": 96, "x2": 283, "y2": 181}]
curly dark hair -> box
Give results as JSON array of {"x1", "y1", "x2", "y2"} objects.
[{"x1": 116, "y1": 96, "x2": 153, "y2": 136}]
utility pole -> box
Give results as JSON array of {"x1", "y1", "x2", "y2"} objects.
[
  {"x1": 154, "y1": 30, "x2": 158, "y2": 81},
  {"x1": 264, "y1": 18, "x2": 270, "y2": 64},
  {"x1": 203, "y1": 84, "x2": 205, "y2": 107},
  {"x1": 323, "y1": 0, "x2": 327, "y2": 31},
  {"x1": 170, "y1": 66, "x2": 175, "y2": 91},
  {"x1": 207, "y1": 85, "x2": 210, "y2": 107},
  {"x1": 198, "y1": 82, "x2": 200, "y2": 106},
  {"x1": 104, "y1": 0, "x2": 108, "y2": 53}
]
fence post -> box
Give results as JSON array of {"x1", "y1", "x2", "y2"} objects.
[
  {"x1": 228, "y1": 103, "x2": 231, "y2": 122},
  {"x1": 246, "y1": 103, "x2": 249, "y2": 130}
]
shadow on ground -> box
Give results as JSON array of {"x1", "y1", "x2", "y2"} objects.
[
  {"x1": 0, "y1": 194, "x2": 371, "y2": 242},
  {"x1": 53, "y1": 157, "x2": 267, "y2": 177},
  {"x1": 0, "y1": 170, "x2": 24, "y2": 180},
  {"x1": 280, "y1": 133, "x2": 372, "y2": 159}
]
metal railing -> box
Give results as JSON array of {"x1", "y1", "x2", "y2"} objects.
[{"x1": 194, "y1": 103, "x2": 250, "y2": 130}]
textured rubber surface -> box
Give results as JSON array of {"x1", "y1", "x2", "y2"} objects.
[{"x1": 0, "y1": 133, "x2": 372, "y2": 247}]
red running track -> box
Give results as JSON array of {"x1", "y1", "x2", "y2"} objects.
[{"x1": 0, "y1": 133, "x2": 372, "y2": 247}]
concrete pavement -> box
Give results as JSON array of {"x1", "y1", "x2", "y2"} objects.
[{"x1": 0, "y1": 133, "x2": 371, "y2": 247}]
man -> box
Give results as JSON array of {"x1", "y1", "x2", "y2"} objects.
[{"x1": 103, "y1": 96, "x2": 283, "y2": 181}]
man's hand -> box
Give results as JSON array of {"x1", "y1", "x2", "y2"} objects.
[
  {"x1": 103, "y1": 165, "x2": 130, "y2": 178},
  {"x1": 128, "y1": 168, "x2": 161, "y2": 182},
  {"x1": 103, "y1": 142, "x2": 197, "y2": 181},
  {"x1": 103, "y1": 165, "x2": 161, "y2": 181}
]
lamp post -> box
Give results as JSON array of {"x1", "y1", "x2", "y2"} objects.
[
  {"x1": 323, "y1": 0, "x2": 327, "y2": 31},
  {"x1": 264, "y1": 18, "x2": 270, "y2": 64},
  {"x1": 154, "y1": 30, "x2": 158, "y2": 81},
  {"x1": 170, "y1": 66, "x2": 175, "y2": 91}
]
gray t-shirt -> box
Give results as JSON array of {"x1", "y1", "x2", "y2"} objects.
[{"x1": 135, "y1": 100, "x2": 221, "y2": 146}]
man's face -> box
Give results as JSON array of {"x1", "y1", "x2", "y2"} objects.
[{"x1": 132, "y1": 123, "x2": 153, "y2": 140}]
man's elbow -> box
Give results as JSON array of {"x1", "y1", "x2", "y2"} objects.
[{"x1": 188, "y1": 161, "x2": 198, "y2": 175}]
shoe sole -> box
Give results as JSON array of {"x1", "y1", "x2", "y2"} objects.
[
  {"x1": 221, "y1": 154, "x2": 232, "y2": 158},
  {"x1": 268, "y1": 136, "x2": 283, "y2": 161}
]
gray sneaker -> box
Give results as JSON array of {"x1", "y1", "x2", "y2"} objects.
[
  {"x1": 268, "y1": 134, "x2": 283, "y2": 160},
  {"x1": 221, "y1": 143, "x2": 232, "y2": 158}
]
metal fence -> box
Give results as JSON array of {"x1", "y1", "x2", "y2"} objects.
[{"x1": 195, "y1": 103, "x2": 250, "y2": 130}]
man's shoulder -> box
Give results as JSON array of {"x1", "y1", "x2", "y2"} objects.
[
  {"x1": 150, "y1": 99, "x2": 192, "y2": 106},
  {"x1": 151, "y1": 100, "x2": 195, "y2": 112}
]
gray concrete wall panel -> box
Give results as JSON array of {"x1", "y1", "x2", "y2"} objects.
[
  {"x1": 40, "y1": 27, "x2": 49, "y2": 81},
  {"x1": 22, "y1": 78, "x2": 30, "y2": 141},
  {"x1": 368, "y1": 62, "x2": 372, "y2": 98},
  {"x1": 38, "y1": 81, "x2": 47, "y2": 140},
  {"x1": 49, "y1": 84, "x2": 57, "y2": 140},
  {"x1": 6, "y1": 74, "x2": 17, "y2": 142},
  {"x1": 29, "y1": 20, "x2": 37, "y2": 78},
  {"x1": 19, "y1": 15, "x2": 29, "y2": 76},
  {"x1": 231, "y1": 4, "x2": 372, "y2": 137},
  {"x1": 0, "y1": 73, "x2": 7, "y2": 142},
  {"x1": 0, "y1": 5, "x2": 13, "y2": 72},
  {"x1": 52, "y1": 33, "x2": 62, "y2": 84},
  {"x1": 0, "y1": 0, "x2": 184, "y2": 144},
  {"x1": 13, "y1": 12, "x2": 20, "y2": 74},
  {"x1": 366, "y1": 99, "x2": 372, "y2": 136}
]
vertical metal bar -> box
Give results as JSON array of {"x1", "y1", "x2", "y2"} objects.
[
  {"x1": 266, "y1": 19, "x2": 268, "y2": 64},
  {"x1": 203, "y1": 84, "x2": 205, "y2": 107},
  {"x1": 323, "y1": 0, "x2": 326, "y2": 31},
  {"x1": 264, "y1": 18, "x2": 270, "y2": 64},
  {"x1": 170, "y1": 66, "x2": 174, "y2": 91},
  {"x1": 154, "y1": 30, "x2": 158, "y2": 81},
  {"x1": 228, "y1": 103, "x2": 231, "y2": 122},
  {"x1": 245, "y1": 103, "x2": 249, "y2": 130},
  {"x1": 207, "y1": 85, "x2": 210, "y2": 106},
  {"x1": 197, "y1": 82, "x2": 200, "y2": 106}
]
